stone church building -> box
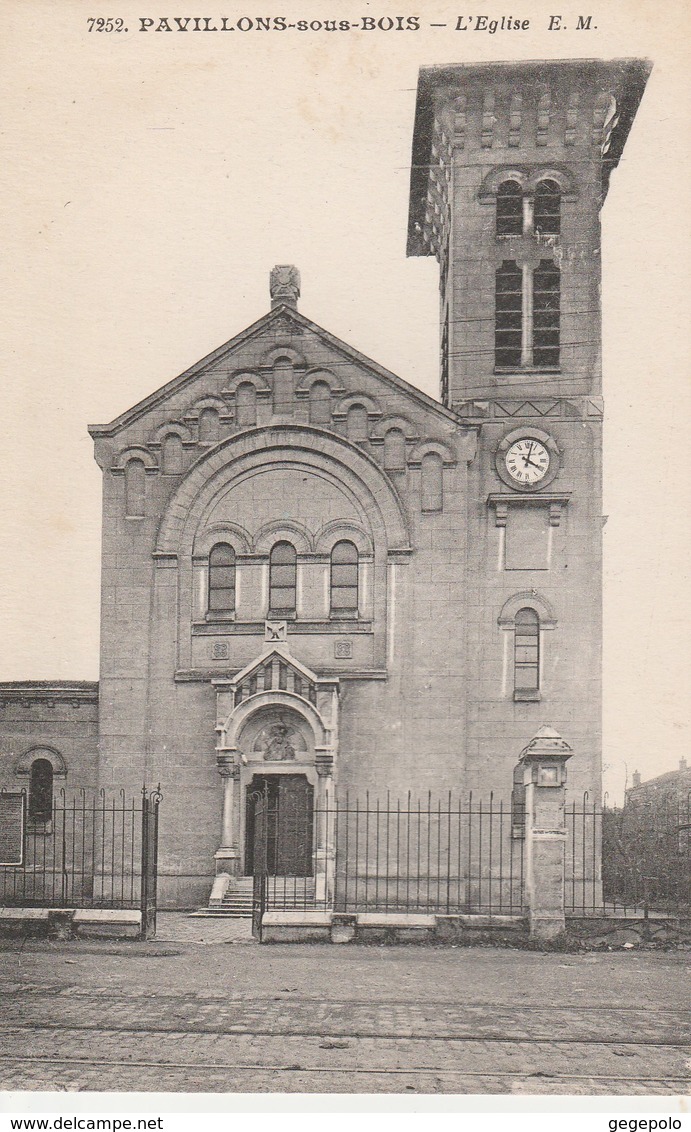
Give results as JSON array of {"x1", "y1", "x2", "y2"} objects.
[{"x1": 0, "y1": 59, "x2": 650, "y2": 907}]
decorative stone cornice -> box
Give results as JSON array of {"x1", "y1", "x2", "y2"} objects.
[
  {"x1": 488, "y1": 493, "x2": 570, "y2": 528},
  {"x1": 458, "y1": 398, "x2": 603, "y2": 422},
  {"x1": 0, "y1": 682, "x2": 99, "y2": 706}
]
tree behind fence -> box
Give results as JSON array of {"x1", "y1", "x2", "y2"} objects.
[{"x1": 565, "y1": 792, "x2": 691, "y2": 916}]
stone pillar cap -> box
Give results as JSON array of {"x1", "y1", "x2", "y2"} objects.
[{"x1": 520, "y1": 725, "x2": 573, "y2": 761}]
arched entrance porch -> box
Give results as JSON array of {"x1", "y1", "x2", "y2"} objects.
[{"x1": 212, "y1": 643, "x2": 338, "y2": 901}]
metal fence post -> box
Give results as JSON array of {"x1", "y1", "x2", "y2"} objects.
[{"x1": 140, "y1": 786, "x2": 162, "y2": 940}]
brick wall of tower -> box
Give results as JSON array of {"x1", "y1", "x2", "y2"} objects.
[{"x1": 408, "y1": 60, "x2": 650, "y2": 808}]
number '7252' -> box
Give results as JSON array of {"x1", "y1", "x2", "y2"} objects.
[{"x1": 87, "y1": 18, "x2": 127, "y2": 32}]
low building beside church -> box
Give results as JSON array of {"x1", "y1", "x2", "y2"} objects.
[{"x1": 0, "y1": 58, "x2": 650, "y2": 908}]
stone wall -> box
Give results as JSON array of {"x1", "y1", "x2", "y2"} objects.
[{"x1": 0, "y1": 682, "x2": 99, "y2": 797}]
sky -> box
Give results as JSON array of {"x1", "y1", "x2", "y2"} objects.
[{"x1": 1, "y1": 0, "x2": 690, "y2": 803}]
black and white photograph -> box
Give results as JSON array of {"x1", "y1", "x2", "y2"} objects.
[{"x1": 0, "y1": 0, "x2": 689, "y2": 1120}]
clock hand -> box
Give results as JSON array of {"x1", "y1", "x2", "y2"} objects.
[{"x1": 522, "y1": 457, "x2": 542, "y2": 470}]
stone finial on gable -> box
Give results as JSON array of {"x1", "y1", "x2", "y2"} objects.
[{"x1": 270, "y1": 264, "x2": 300, "y2": 309}]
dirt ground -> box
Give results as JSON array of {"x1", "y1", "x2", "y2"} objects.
[{"x1": 0, "y1": 913, "x2": 688, "y2": 1095}]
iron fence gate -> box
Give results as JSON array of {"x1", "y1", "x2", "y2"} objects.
[
  {"x1": 251, "y1": 789, "x2": 525, "y2": 923},
  {"x1": 0, "y1": 787, "x2": 162, "y2": 938}
]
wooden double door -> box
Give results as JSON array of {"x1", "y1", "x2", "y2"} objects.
[{"x1": 245, "y1": 774, "x2": 314, "y2": 877}]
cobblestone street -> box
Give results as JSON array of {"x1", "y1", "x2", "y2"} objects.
[{"x1": 0, "y1": 916, "x2": 688, "y2": 1095}]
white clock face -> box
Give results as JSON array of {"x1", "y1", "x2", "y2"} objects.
[{"x1": 505, "y1": 438, "x2": 550, "y2": 486}]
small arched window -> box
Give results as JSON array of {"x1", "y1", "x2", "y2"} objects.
[
  {"x1": 236, "y1": 382, "x2": 257, "y2": 427},
  {"x1": 124, "y1": 458, "x2": 146, "y2": 518},
  {"x1": 269, "y1": 541, "x2": 297, "y2": 615},
  {"x1": 496, "y1": 180, "x2": 523, "y2": 236},
  {"x1": 495, "y1": 261, "x2": 523, "y2": 370},
  {"x1": 28, "y1": 759, "x2": 54, "y2": 823},
  {"x1": 330, "y1": 540, "x2": 358, "y2": 616},
  {"x1": 161, "y1": 433, "x2": 184, "y2": 475},
  {"x1": 208, "y1": 543, "x2": 236, "y2": 612},
  {"x1": 514, "y1": 608, "x2": 540, "y2": 698},
  {"x1": 421, "y1": 452, "x2": 443, "y2": 512},
  {"x1": 346, "y1": 404, "x2": 369, "y2": 442},
  {"x1": 308, "y1": 381, "x2": 331, "y2": 426},
  {"x1": 383, "y1": 428, "x2": 406, "y2": 471},
  {"x1": 198, "y1": 407, "x2": 220, "y2": 443},
  {"x1": 534, "y1": 179, "x2": 561, "y2": 236}
]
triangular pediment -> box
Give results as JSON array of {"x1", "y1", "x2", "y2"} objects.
[
  {"x1": 88, "y1": 302, "x2": 459, "y2": 440},
  {"x1": 230, "y1": 644, "x2": 336, "y2": 707}
]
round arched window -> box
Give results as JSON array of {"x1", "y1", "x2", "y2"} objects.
[{"x1": 29, "y1": 759, "x2": 54, "y2": 823}]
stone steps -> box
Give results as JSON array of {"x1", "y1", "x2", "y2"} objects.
[{"x1": 204, "y1": 876, "x2": 319, "y2": 918}]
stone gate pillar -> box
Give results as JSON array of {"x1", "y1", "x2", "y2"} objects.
[{"x1": 519, "y1": 727, "x2": 573, "y2": 940}]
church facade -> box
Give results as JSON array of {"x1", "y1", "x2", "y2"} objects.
[{"x1": 0, "y1": 59, "x2": 650, "y2": 908}]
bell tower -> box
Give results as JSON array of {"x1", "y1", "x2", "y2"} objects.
[
  {"x1": 406, "y1": 59, "x2": 651, "y2": 798},
  {"x1": 408, "y1": 58, "x2": 650, "y2": 407}
]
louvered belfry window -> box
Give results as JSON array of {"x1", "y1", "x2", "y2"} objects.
[
  {"x1": 496, "y1": 180, "x2": 523, "y2": 236},
  {"x1": 533, "y1": 260, "x2": 561, "y2": 368},
  {"x1": 495, "y1": 261, "x2": 523, "y2": 369},
  {"x1": 494, "y1": 177, "x2": 562, "y2": 371},
  {"x1": 534, "y1": 179, "x2": 561, "y2": 236},
  {"x1": 269, "y1": 541, "x2": 297, "y2": 615}
]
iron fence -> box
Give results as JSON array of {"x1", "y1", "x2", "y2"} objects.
[
  {"x1": 255, "y1": 790, "x2": 525, "y2": 919},
  {"x1": 0, "y1": 788, "x2": 161, "y2": 929},
  {"x1": 565, "y1": 792, "x2": 691, "y2": 917}
]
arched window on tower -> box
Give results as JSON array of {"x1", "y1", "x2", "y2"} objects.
[
  {"x1": 208, "y1": 543, "x2": 236, "y2": 613},
  {"x1": 124, "y1": 458, "x2": 146, "y2": 518},
  {"x1": 496, "y1": 180, "x2": 523, "y2": 236},
  {"x1": 514, "y1": 608, "x2": 540, "y2": 699},
  {"x1": 495, "y1": 261, "x2": 523, "y2": 369},
  {"x1": 308, "y1": 381, "x2": 332, "y2": 426},
  {"x1": 269, "y1": 541, "x2": 297, "y2": 616},
  {"x1": 161, "y1": 433, "x2": 183, "y2": 475},
  {"x1": 421, "y1": 452, "x2": 443, "y2": 512},
  {"x1": 235, "y1": 382, "x2": 257, "y2": 427},
  {"x1": 533, "y1": 259, "x2": 560, "y2": 368},
  {"x1": 330, "y1": 540, "x2": 359, "y2": 617},
  {"x1": 534, "y1": 179, "x2": 561, "y2": 236},
  {"x1": 198, "y1": 407, "x2": 220, "y2": 443},
  {"x1": 383, "y1": 428, "x2": 406, "y2": 471},
  {"x1": 346, "y1": 404, "x2": 369, "y2": 442},
  {"x1": 28, "y1": 759, "x2": 54, "y2": 824}
]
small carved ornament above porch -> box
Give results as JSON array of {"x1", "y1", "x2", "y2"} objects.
[{"x1": 254, "y1": 718, "x2": 307, "y2": 762}]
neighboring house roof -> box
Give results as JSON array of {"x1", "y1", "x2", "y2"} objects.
[{"x1": 626, "y1": 761, "x2": 691, "y2": 800}]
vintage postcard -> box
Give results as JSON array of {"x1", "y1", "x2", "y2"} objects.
[{"x1": 0, "y1": 0, "x2": 689, "y2": 1115}]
